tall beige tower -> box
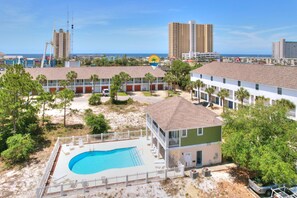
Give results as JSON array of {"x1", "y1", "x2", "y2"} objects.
[
  {"x1": 169, "y1": 21, "x2": 213, "y2": 59},
  {"x1": 53, "y1": 29, "x2": 70, "y2": 59}
]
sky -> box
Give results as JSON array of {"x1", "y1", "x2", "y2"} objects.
[{"x1": 1, "y1": 0, "x2": 297, "y2": 54}]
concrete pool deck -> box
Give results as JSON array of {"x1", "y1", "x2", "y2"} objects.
[{"x1": 48, "y1": 138, "x2": 160, "y2": 192}]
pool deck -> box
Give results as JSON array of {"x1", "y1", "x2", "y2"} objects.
[{"x1": 48, "y1": 138, "x2": 160, "y2": 193}]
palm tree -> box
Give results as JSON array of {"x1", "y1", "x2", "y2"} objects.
[
  {"x1": 36, "y1": 74, "x2": 47, "y2": 85},
  {"x1": 235, "y1": 87, "x2": 250, "y2": 107},
  {"x1": 205, "y1": 87, "x2": 215, "y2": 106},
  {"x1": 217, "y1": 89, "x2": 229, "y2": 112},
  {"x1": 119, "y1": 72, "x2": 131, "y2": 93},
  {"x1": 275, "y1": 99, "x2": 295, "y2": 110},
  {"x1": 255, "y1": 96, "x2": 269, "y2": 104},
  {"x1": 185, "y1": 81, "x2": 195, "y2": 100},
  {"x1": 66, "y1": 71, "x2": 78, "y2": 92},
  {"x1": 144, "y1": 73, "x2": 156, "y2": 94},
  {"x1": 164, "y1": 72, "x2": 178, "y2": 95},
  {"x1": 195, "y1": 80, "x2": 205, "y2": 103},
  {"x1": 90, "y1": 74, "x2": 99, "y2": 94},
  {"x1": 59, "y1": 80, "x2": 69, "y2": 89}
]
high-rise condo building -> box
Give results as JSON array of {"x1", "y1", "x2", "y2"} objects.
[
  {"x1": 53, "y1": 29, "x2": 70, "y2": 59},
  {"x1": 169, "y1": 20, "x2": 213, "y2": 59},
  {"x1": 273, "y1": 38, "x2": 297, "y2": 59}
]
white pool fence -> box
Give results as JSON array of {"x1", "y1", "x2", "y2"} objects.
[{"x1": 36, "y1": 130, "x2": 185, "y2": 198}]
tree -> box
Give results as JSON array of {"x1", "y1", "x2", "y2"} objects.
[
  {"x1": 37, "y1": 91, "x2": 54, "y2": 126},
  {"x1": 1, "y1": 134, "x2": 35, "y2": 164},
  {"x1": 205, "y1": 87, "x2": 215, "y2": 105},
  {"x1": 85, "y1": 113, "x2": 111, "y2": 134},
  {"x1": 0, "y1": 65, "x2": 41, "y2": 133},
  {"x1": 217, "y1": 89, "x2": 229, "y2": 112},
  {"x1": 170, "y1": 60, "x2": 192, "y2": 89},
  {"x1": 275, "y1": 99, "x2": 295, "y2": 110},
  {"x1": 235, "y1": 87, "x2": 250, "y2": 107},
  {"x1": 56, "y1": 89, "x2": 74, "y2": 126},
  {"x1": 66, "y1": 71, "x2": 78, "y2": 92},
  {"x1": 144, "y1": 73, "x2": 156, "y2": 94},
  {"x1": 164, "y1": 72, "x2": 178, "y2": 93},
  {"x1": 222, "y1": 102, "x2": 297, "y2": 185},
  {"x1": 119, "y1": 72, "x2": 131, "y2": 93},
  {"x1": 36, "y1": 74, "x2": 47, "y2": 85},
  {"x1": 59, "y1": 80, "x2": 69, "y2": 89},
  {"x1": 110, "y1": 75, "x2": 122, "y2": 102},
  {"x1": 195, "y1": 80, "x2": 205, "y2": 103},
  {"x1": 185, "y1": 81, "x2": 195, "y2": 100},
  {"x1": 90, "y1": 74, "x2": 99, "y2": 94}
]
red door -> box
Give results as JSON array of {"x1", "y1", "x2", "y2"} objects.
[
  {"x1": 85, "y1": 87, "x2": 92, "y2": 93},
  {"x1": 134, "y1": 85, "x2": 141, "y2": 91},
  {"x1": 76, "y1": 87, "x2": 83, "y2": 93},
  {"x1": 49, "y1": 88, "x2": 56, "y2": 93},
  {"x1": 126, "y1": 85, "x2": 133, "y2": 92},
  {"x1": 158, "y1": 84, "x2": 163, "y2": 90},
  {"x1": 151, "y1": 84, "x2": 156, "y2": 90}
]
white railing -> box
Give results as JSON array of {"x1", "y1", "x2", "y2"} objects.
[
  {"x1": 39, "y1": 166, "x2": 184, "y2": 197},
  {"x1": 36, "y1": 130, "x2": 145, "y2": 198},
  {"x1": 36, "y1": 139, "x2": 61, "y2": 198}
]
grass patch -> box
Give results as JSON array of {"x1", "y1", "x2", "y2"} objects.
[
  {"x1": 142, "y1": 91, "x2": 152, "y2": 96},
  {"x1": 117, "y1": 92, "x2": 128, "y2": 96},
  {"x1": 167, "y1": 90, "x2": 180, "y2": 97}
]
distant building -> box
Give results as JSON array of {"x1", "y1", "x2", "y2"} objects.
[
  {"x1": 169, "y1": 20, "x2": 213, "y2": 59},
  {"x1": 191, "y1": 62, "x2": 297, "y2": 120},
  {"x1": 273, "y1": 38, "x2": 297, "y2": 59},
  {"x1": 65, "y1": 60, "x2": 81, "y2": 67},
  {"x1": 53, "y1": 29, "x2": 70, "y2": 59}
]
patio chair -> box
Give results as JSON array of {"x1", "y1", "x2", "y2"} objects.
[
  {"x1": 70, "y1": 180, "x2": 78, "y2": 188},
  {"x1": 69, "y1": 141, "x2": 75, "y2": 150}
]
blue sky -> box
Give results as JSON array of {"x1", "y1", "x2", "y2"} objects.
[{"x1": 1, "y1": 0, "x2": 297, "y2": 54}]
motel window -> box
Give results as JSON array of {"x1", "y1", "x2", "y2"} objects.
[
  {"x1": 223, "y1": 78, "x2": 226, "y2": 84},
  {"x1": 181, "y1": 130, "x2": 187, "y2": 137},
  {"x1": 200, "y1": 74, "x2": 202, "y2": 79},
  {"x1": 197, "y1": 128, "x2": 203, "y2": 136},
  {"x1": 211, "y1": 76, "x2": 213, "y2": 81},
  {"x1": 255, "y1": 84, "x2": 259, "y2": 90},
  {"x1": 134, "y1": 78, "x2": 141, "y2": 83},
  {"x1": 277, "y1": 87, "x2": 282, "y2": 95},
  {"x1": 238, "y1": 81, "x2": 241, "y2": 87}
]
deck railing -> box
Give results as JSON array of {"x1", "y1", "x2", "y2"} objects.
[{"x1": 39, "y1": 166, "x2": 184, "y2": 198}]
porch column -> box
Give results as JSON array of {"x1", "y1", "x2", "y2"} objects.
[
  {"x1": 165, "y1": 149, "x2": 169, "y2": 168},
  {"x1": 165, "y1": 131, "x2": 169, "y2": 149},
  {"x1": 146, "y1": 125, "x2": 148, "y2": 140},
  {"x1": 157, "y1": 141, "x2": 160, "y2": 159},
  {"x1": 151, "y1": 129, "x2": 153, "y2": 147},
  {"x1": 249, "y1": 95, "x2": 252, "y2": 105},
  {"x1": 232, "y1": 90, "x2": 236, "y2": 110},
  {"x1": 46, "y1": 80, "x2": 49, "y2": 92}
]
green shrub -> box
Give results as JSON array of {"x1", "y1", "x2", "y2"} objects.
[
  {"x1": 85, "y1": 113, "x2": 111, "y2": 134},
  {"x1": 89, "y1": 94, "x2": 101, "y2": 105},
  {"x1": 1, "y1": 134, "x2": 35, "y2": 164}
]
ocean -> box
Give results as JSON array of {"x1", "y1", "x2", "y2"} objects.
[{"x1": 6, "y1": 53, "x2": 271, "y2": 59}]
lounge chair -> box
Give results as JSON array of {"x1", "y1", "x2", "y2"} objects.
[
  {"x1": 69, "y1": 142, "x2": 75, "y2": 150},
  {"x1": 70, "y1": 180, "x2": 78, "y2": 188},
  {"x1": 155, "y1": 163, "x2": 165, "y2": 169},
  {"x1": 62, "y1": 147, "x2": 70, "y2": 155},
  {"x1": 154, "y1": 159, "x2": 165, "y2": 164}
]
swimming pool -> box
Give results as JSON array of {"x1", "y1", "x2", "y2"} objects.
[{"x1": 69, "y1": 147, "x2": 143, "y2": 174}]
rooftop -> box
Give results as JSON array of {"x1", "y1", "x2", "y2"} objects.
[
  {"x1": 145, "y1": 96, "x2": 222, "y2": 131},
  {"x1": 191, "y1": 62, "x2": 297, "y2": 90},
  {"x1": 25, "y1": 66, "x2": 165, "y2": 80}
]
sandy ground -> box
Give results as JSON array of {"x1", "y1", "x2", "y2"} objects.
[{"x1": 0, "y1": 91, "x2": 230, "y2": 198}]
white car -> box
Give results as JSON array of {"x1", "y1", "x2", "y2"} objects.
[{"x1": 102, "y1": 89, "x2": 109, "y2": 96}]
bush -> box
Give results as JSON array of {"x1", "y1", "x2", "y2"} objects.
[
  {"x1": 1, "y1": 134, "x2": 35, "y2": 164},
  {"x1": 88, "y1": 94, "x2": 101, "y2": 105},
  {"x1": 85, "y1": 113, "x2": 111, "y2": 134}
]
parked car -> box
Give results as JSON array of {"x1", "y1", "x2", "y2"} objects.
[
  {"x1": 248, "y1": 178, "x2": 278, "y2": 196},
  {"x1": 102, "y1": 89, "x2": 109, "y2": 96},
  {"x1": 271, "y1": 187, "x2": 297, "y2": 198}
]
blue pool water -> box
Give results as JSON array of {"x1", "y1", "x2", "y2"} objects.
[{"x1": 69, "y1": 147, "x2": 143, "y2": 174}]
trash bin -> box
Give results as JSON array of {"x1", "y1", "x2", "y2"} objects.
[{"x1": 190, "y1": 170, "x2": 199, "y2": 179}]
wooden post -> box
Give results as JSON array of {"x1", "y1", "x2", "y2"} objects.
[
  {"x1": 164, "y1": 169, "x2": 168, "y2": 180},
  {"x1": 101, "y1": 133, "x2": 103, "y2": 142},
  {"x1": 146, "y1": 172, "x2": 148, "y2": 183},
  {"x1": 126, "y1": 175, "x2": 128, "y2": 186}
]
